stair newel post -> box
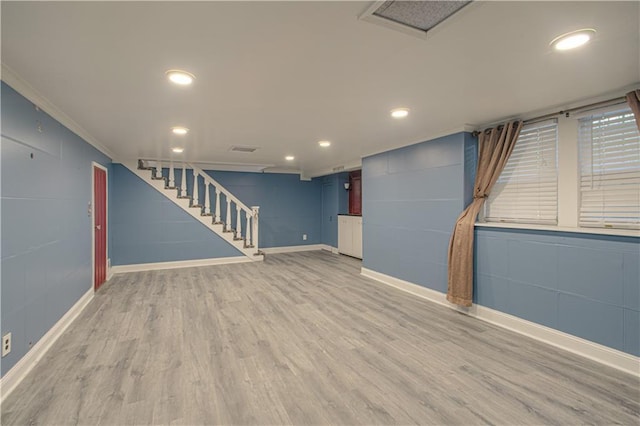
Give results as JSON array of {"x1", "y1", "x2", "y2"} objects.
[
  {"x1": 156, "y1": 160, "x2": 162, "y2": 180},
  {"x1": 214, "y1": 188, "x2": 221, "y2": 223},
  {"x1": 225, "y1": 199, "x2": 232, "y2": 231},
  {"x1": 192, "y1": 171, "x2": 200, "y2": 207},
  {"x1": 169, "y1": 162, "x2": 175, "y2": 187},
  {"x1": 252, "y1": 206, "x2": 260, "y2": 251},
  {"x1": 180, "y1": 163, "x2": 187, "y2": 197},
  {"x1": 245, "y1": 210, "x2": 252, "y2": 247},
  {"x1": 235, "y1": 204, "x2": 242, "y2": 239},
  {"x1": 204, "y1": 182, "x2": 211, "y2": 215}
]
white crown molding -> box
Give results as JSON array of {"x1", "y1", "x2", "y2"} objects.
[
  {"x1": 361, "y1": 267, "x2": 640, "y2": 377},
  {"x1": 1, "y1": 63, "x2": 117, "y2": 161},
  {"x1": 306, "y1": 158, "x2": 363, "y2": 179},
  {"x1": 0, "y1": 288, "x2": 94, "y2": 403}
]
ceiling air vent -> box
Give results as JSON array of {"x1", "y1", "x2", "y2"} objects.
[
  {"x1": 229, "y1": 146, "x2": 259, "y2": 153},
  {"x1": 359, "y1": 1, "x2": 472, "y2": 39}
]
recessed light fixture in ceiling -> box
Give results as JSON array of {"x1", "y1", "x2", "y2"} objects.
[
  {"x1": 171, "y1": 126, "x2": 189, "y2": 135},
  {"x1": 285, "y1": 155, "x2": 295, "y2": 161},
  {"x1": 391, "y1": 108, "x2": 410, "y2": 118},
  {"x1": 165, "y1": 69, "x2": 195, "y2": 86},
  {"x1": 550, "y1": 28, "x2": 596, "y2": 51},
  {"x1": 172, "y1": 147, "x2": 184, "y2": 153},
  {"x1": 318, "y1": 140, "x2": 331, "y2": 148}
]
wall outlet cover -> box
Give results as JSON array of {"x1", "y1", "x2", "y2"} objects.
[{"x1": 2, "y1": 332, "x2": 12, "y2": 357}]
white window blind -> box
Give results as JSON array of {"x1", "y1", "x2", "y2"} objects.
[
  {"x1": 578, "y1": 106, "x2": 640, "y2": 229},
  {"x1": 484, "y1": 120, "x2": 558, "y2": 225}
]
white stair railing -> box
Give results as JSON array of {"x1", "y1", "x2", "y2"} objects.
[
  {"x1": 189, "y1": 163, "x2": 258, "y2": 248},
  {"x1": 138, "y1": 159, "x2": 260, "y2": 252}
]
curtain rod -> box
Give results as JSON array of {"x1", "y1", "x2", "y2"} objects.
[{"x1": 471, "y1": 95, "x2": 628, "y2": 136}]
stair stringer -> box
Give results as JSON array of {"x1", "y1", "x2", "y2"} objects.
[{"x1": 121, "y1": 161, "x2": 263, "y2": 261}]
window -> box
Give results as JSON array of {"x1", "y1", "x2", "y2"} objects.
[
  {"x1": 578, "y1": 107, "x2": 640, "y2": 229},
  {"x1": 484, "y1": 120, "x2": 558, "y2": 225}
]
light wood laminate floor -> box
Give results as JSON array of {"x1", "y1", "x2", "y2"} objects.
[{"x1": 2, "y1": 251, "x2": 639, "y2": 425}]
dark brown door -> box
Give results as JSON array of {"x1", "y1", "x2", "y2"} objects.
[
  {"x1": 349, "y1": 170, "x2": 362, "y2": 216},
  {"x1": 94, "y1": 166, "x2": 107, "y2": 290}
]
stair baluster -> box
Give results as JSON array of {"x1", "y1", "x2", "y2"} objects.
[
  {"x1": 235, "y1": 205, "x2": 242, "y2": 240},
  {"x1": 225, "y1": 199, "x2": 232, "y2": 232},
  {"x1": 180, "y1": 163, "x2": 187, "y2": 197},
  {"x1": 192, "y1": 171, "x2": 200, "y2": 207},
  {"x1": 252, "y1": 206, "x2": 260, "y2": 252},
  {"x1": 246, "y1": 211, "x2": 252, "y2": 247},
  {"x1": 204, "y1": 182, "x2": 211, "y2": 215},
  {"x1": 156, "y1": 161, "x2": 162, "y2": 180},
  {"x1": 169, "y1": 162, "x2": 175, "y2": 188},
  {"x1": 214, "y1": 188, "x2": 221, "y2": 223}
]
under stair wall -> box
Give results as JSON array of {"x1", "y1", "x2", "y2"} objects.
[{"x1": 110, "y1": 164, "x2": 244, "y2": 266}]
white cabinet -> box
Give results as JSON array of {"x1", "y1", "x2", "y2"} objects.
[{"x1": 338, "y1": 215, "x2": 362, "y2": 259}]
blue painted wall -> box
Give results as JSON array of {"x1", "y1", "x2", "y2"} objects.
[
  {"x1": 362, "y1": 128, "x2": 639, "y2": 356},
  {"x1": 110, "y1": 165, "x2": 242, "y2": 266},
  {"x1": 362, "y1": 132, "x2": 472, "y2": 292},
  {"x1": 204, "y1": 170, "x2": 323, "y2": 248},
  {"x1": 318, "y1": 172, "x2": 349, "y2": 248},
  {"x1": 1, "y1": 82, "x2": 111, "y2": 376},
  {"x1": 475, "y1": 228, "x2": 639, "y2": 356}
]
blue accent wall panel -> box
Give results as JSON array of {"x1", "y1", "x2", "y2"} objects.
[
  {"x1": 463, "y1": 133, "x2": 478, "y2": 206},
  {"x1": 1, "y1": 82, "x2": 111, "y2": 376},
  {"x1": 317, "y1": 172, "x2": 348, "y2": 248},
  {"x1": 362, "y1": 132, "x2": 468, "y2": 292},
  {"x1": 110, "y1": 164, "x2": 242, "y2": 265},
  {"x1": 475, "y1": 227, "x2": 639, "y2": 356},
  {"x1": 204, "y1": 170, "x2": 322, "y2": 248}
]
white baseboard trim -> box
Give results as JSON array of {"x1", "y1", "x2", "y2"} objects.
[
  {"x1": 320, "y1": 244, "x2": 340, "y2": 254},
  {"x1": 111, "y1": 256, "x2": 251, "y2": 274},
  {"x1": 360, "y1": 267, "x2": 640, "y2": 377},
  {"x1": 261, "y1": 244, "x2": 326, "y2": 254},
  {"x1": 0, "y1": 287, "x2": 94, "y2": 403},
  {"x1": 106, "y1": 258, "x2": 114, "y2": 281}
]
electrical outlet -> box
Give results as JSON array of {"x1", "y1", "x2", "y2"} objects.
[
  {"x1": 2, "y1": 333, "x2": 11, "y2": 357},
  {"x1": 302, "y1": 234, "x2": 307, "y2": 241}
]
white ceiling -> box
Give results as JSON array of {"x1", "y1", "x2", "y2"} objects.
[{"x1": 2, "y1": 1, "x2": 638, "y2": 177}]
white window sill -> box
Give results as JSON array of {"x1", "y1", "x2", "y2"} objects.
[{"x1": 475, "y1": 222, "x2": 640, "y2": 238}]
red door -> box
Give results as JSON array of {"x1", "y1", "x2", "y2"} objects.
[
  {"x1": 349, "y1": 170, "x2": 362, "y2": 216},
  {"x1": 94, "y1": 166, "x2": 107, "y2": 291}
]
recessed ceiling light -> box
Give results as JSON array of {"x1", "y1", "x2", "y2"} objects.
[
  {"x1": 172, "y1": 147, "x2": 184, "y2": 153},
  {"x1": 171, "y1": 126, "x2": 189, "y2": 135},
  {"x1": 285, "y1": 155, "x2": 295, "y2": 161},
  {"x1": 165, "y1": 69, "x2": 195, "y2": 85},
  {"x1": 391, "y1": 108, "x2": 410, "y2": 118},
  {"x1": 550, "y1": 29, "x2": 596, "y2": 51},
  {"x1": 318, "y1": 140, "x2": 331, "y2": 147}
]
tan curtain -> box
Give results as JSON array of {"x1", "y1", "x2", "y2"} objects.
[
  {"x1": 626, "y1": 90, "x2": 640, "y2": 132},
  {"x1": 447, "y1": 121, "x2": 523, "y2": 307}
]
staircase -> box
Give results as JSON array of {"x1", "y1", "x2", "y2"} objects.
[{"x1": 123, "y1": 159, "x2": 263, "y2": 261}]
